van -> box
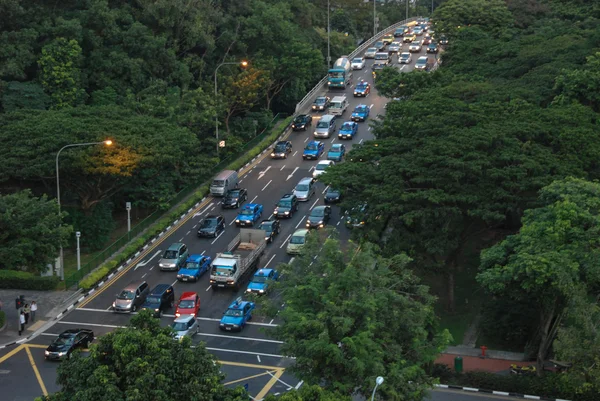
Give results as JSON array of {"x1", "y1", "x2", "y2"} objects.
[
  {"x1": 374, "y1": 52, "x2": 390, "y2": 66},
  {"x1": 158, "y1": 243, "x2": 189, "y2": 271},
  {"x1": 210, "y1": 170, "x2": 239, "y2": 197},
  {"x1": 141, "y1": 284, "x2": 175, "y2": 317},
  {"x1": 293, "y1": 177, "x2": 315, "y2": 202},
  {"x1": 314, "y1": 115, "x2": 337, "y2": 138},
  {"x1": 113, "y1": 281, "x2": 149, "y2": 313},
  {"x1": 414, "y1": 56, "x2": 434, "y2": 71},
  {"x1": 286, "y1": 229, "x2": 309, "y2": 255},
  {"x1": 329, "y1": 96, "x2": 348, "y2": 116}
]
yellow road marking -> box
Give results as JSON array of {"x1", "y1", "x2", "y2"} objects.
[
  {"x1": 223, "y1": 370, "x2": 279, "y2": 386},
  {"x1": 255, "y1": 368, "x2": 285, "y2": 400},
  {"x1": 0, "y1": 344, "x2": 25, "y2": 364},
  {"x1": 78, "y1": 125, "x2": 291, "y2": 308},
  {"x1": 25, "y1": 344, "x2": 49, "y2": 349},
  {"x1": 25, "y1": 345, "x2": 48, "y2": 397},
  {"x1": 218, "y1": 360, "x2": 282, "y2": 370}
]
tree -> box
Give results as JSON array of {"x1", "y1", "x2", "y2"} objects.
[
  {"x1": 0, "y1": 190, "x2": 71, "y2": 273},
  {"x1": 477, "y1": 177, "x2": 600, "y2": 371},
  {"x1": 432, "y1": 0, "x2": 514, "y2": 37},
  {"x1": 42, "y1": 310, "x2": 247, "y2": 401},
  {"x1": 554, "y1": 52, "x2": 600, "y2": 112},
  {"x1": 265, "y1": 233, "x2": 449, "y2": 400},
  {"x1": 1, "y1": 81, "x2": 51, "y2": 112},
  {"x1": 263, "y1": 385, "x2": 349, "y2": 401},
  {"x1": 38, "y1": 38, "x2": 85, "y2": 108}
]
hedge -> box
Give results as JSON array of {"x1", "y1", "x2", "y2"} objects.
[
  {"x1": 0, "y1": 270, "x2": 60, "y2": 291},
  {"x1": 79, "y1": 118, "x2": 293, "y2": 290},
  {"x1": 0, "y1": 311, "x2": 5, "y2": 328}
]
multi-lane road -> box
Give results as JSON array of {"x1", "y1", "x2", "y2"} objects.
[{"x1": 0, "y1": 36, "x2": 515, "y2": 401}]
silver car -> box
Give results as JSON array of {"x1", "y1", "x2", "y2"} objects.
[
  {"x1": 293, "y1": 177, "x2": 315, "y2": 201},
  {"x1": 364, "y1": 47, "x2": 378, "y2": 58},
  {"x1": 399, "y1": 52, "x2": 412, "y2": 64},
  {"x1": 409, "y1": 43, "x2": 422, "y2": 52},
  {"x1": 171, "y1": 315, "x2": 199, "y2": 341},
  {"x1": 388, "y1": 42, "x2": 402, "y2": 53}
]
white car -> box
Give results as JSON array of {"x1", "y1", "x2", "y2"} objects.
[
  {"x1": 364, "y1": 47, "x2": 378, "y2": 59},
  {"x1": 399, "y1": 52, "x2": 412, "y2": 64},
  {"x1": 388, "y1": 42, "x2": 402, "y2": 53},
  {"x1": 351, "y1": 57, "x2": 365, "y2": 70},
  {"x1": 409, "y1": 43, "x2": 422, "y2": 52},
  {"x1": 312, "y1": 160, "x2": 335, "y2": 179}
]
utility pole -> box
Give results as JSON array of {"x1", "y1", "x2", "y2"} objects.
[
  {"x1": 327, "y1": 0, "x2": 331, "y2": 68},
  {"x1": 373, "y1": 0, "x2": 377, "y2": 37},
  {"x1": 406, "y1": 0, "x2": 409, "y2": 20}
]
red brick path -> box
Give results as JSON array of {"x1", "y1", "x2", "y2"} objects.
[{"x1": 436, "y1": 354, "x2": 517, "y2": 373}]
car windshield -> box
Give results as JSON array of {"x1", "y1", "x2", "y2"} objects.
[
  {"x1": 145, "y1": 296, "x2": 160, "y2": 304},
  {"x1": 178, "y1": 300, "x2": 195, "y2": 309},
  {"x1": 252, "y1": 276, "x2": 268, "y2": 283},
  {"x1": 341, "y1": 123, "x2": 353, "y2": 130},
  {"x1": 311, "y1": 208, "x2": 325, "y2": 217},
  {"x1": 375, "y1": 54, "x2": 388, "y2": 60},
  {"x1": 225, "y1": 190, "x2": 240, "y2": 198},
  {"x1": 54, "y1": 335, "x2": 75, "y2": 346},
  {"x1": 417, "y1": 59, "x2": 427, "y2": 64},
  {"x1": 294, "y1": 116, "x2": 305, "y2": 123},
  {"x1": 259, "y1": 223, "x2": 273, "y2": 231},
  {"x1": 240, "y1": 209, "x2": 254, "y2": 216},
  {"x1": 401, "y1": 53, "x2": 410, "y2": 58},
  {"x1": 306, "y1": 143, "x2": 319, "y2": 150},
  {"x1": 275, "y1": 144, "x2": 287, "y2": 152},
  {"x1": 367, "y1": 47, "x2": 377, "y2": 53},
  {"x1": 375, "y1": 42, "x2": 383, "y2": 47},
  {"x1": 296, "y1": 184, "x2": 309, "y2": 191},
  {"x1": 202, "y1": 219, "x2": 217, "y2": 227},
  {"x1": 184, "y1": 262, "x2": 199, "y2": 269},
  {"x1": 290, "y1": 235, "x2": 306, "y2": 244},
  {"x1": 212, "y1": 179, "x2": 224, "y2": 186},
  {"x1": 329, "y1": 148, "x2": 341, "y2": 154},
  {"x1": 212, "y1": 266, "x2": 232, "y2": 276},
  {"x1": 328, "y1": 71, "x2": 343, "y2": 78},
  {"x1": 163, "y1": 250, "x2": 178, "y2": 259},
  {"x1": 117, "y1": 290, "x2": 134, "y2": 300},
  {"x1": 316, "y1": 121, "x2": 329, "y2": 128},
  {"x1": 327, "y1": 189, "x2": 340, "y2": 196},
  {"x1": 278, "y1": 200, "x2": 291, "y2": 208},
  {"x1": 316, "y1": 163, "x2": 329, "y2": 171},
  {"x1": 354, "y1": 107, "x2": 366, "y2": 113},
  {"x1": 352, "y1": 58, "x2": 362, "y2": 63},
  {"x1": 171, "y1": 322, "x2": 189, "y2": 331},
  {"x1": 225, "y1": 309, "x2": 243, "y2": 317},
  {"x1": 315, "y1": 98, "x2": 326, "y2": 105}
]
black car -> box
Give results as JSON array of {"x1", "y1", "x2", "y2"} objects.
[
  {"x1": 292, "y1": 114, "x2": 313, "y2": 131},
  {"x1": 258, "y1": 219, "x2": 281, "y2": 243},
  {"x1": 311, "y1": 96, "x2": 330, "y2": 112},
  {"x1": 222, "y1": 188, "x2": 248, "y2": 209},
  {"x1": 271, "y1": 141, "x2": 292, "y2": 159},
  {"x1": 45, "y1": 329, "x2": 94, "y2": 360},
  {"x1": 274, "y1": 194, "x2": 299, "y2": 218},
  {"x1": 197, "y1": 215, "x2": 225, "y2": 237},
  {"x1": 427, "y1": 42, "x2": 439, "y2": 53},
  {"x1": 439, "y1": 36, "x2": 449, "y2": 46},
  {"x1": 324, "y1": 187, "x2": 342, "y2": 203},
  {"x1": 306, "y1": 205, "x2": 332, "y2": 229},
  {"x1": 141, "y1": 284, "x2": 175, "y2": 317}
]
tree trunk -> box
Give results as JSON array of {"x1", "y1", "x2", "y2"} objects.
[
  {"x1": 535, "y1": 299, "x2": 563, "y2": 374},
  {"x1": 447, "y1": 269, "x2": 455, "y2": 313}
]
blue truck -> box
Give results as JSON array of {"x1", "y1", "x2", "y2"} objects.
[{"x1": 328, "y1": 56, "x2": 352, "y2": 89}]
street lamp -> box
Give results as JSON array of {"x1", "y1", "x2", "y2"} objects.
[
  {"x1": 373, "y1": 0, "x2": 377, "y2": 37},
  {"x1": 327, "y1": 0, "x2": 331, "y2": 68},
  {"x1": 214, "y1": 60, "x2": 249, "y2": 156},
  {"x1": 55, "y1": 140, "x2": 113, "y2": 280},
  {"x1": 371, "y1": 376, "x2": 384, "y2": 401}
]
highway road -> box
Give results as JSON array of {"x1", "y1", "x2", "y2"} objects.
[{"x1": 0, "y1": 35, "x2": 461, "y2": 401}]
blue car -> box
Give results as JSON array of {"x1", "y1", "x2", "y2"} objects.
[
  {"x1": 327, "y1": 144, "x2": 346, "y2": 162},
  {"x1": 219, "y1": 297, "x2": 255, "y2": 331},
  {"x1": 338, "y1": 122, "x2": 358, "y2": 140},
  {"x1": 235, "y1": 203, "x2": 263, "y2": 227},
  {"x1": 353, "y1": 81, "x2": 371, "y2": 97},
  {"x1": 302, "y1": 141, "x2": 325, "y2": 160},
  {"x1": 177, "y1": 254, "x2": 212, "y2": 282},
  {"x1": 246, "y1": 269, "x2": 279, "y2": 295},
  {"x1": 351, "y1": 105, "x2": 370, "y2": 122}
]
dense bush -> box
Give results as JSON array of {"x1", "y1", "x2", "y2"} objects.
[{"x1": 0, "y1": 270, "x2": 59, "y2": 290}]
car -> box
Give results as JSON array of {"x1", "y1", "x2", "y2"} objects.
[
  {"x1": 439, "y1": 35, "x2": 449, "y2": 45},
  {"x1": 381, "y1": 34, "x2": 394, "y2": 44},
  {"x1": 345, "y1": 204, "x2": 368, "y2": 228},
  {"x1": 222, "y1": 188, "x2": 248, "y2": 209},
  {"x1": 421, "y1": 37, "x2": 432, "y2": 46},
  {"x1": 394, "y1": 27, "x2": 405, "y2": 37},
  {"x1": 351, "y1": 56, "x2": 365, "y2": 69},
  {"x1": 313, "y1": 160, "x2": 335, "y2": 179},
  {"x1": 419, "y1": 23, "x2": 428, "y2": 32},
  {"x1": 171, "y1": 315, "x2": 199, "y2": 341},
  {"x1": 306, "y1": 205, "x2": 332, "y2": 229},
  {"x1": 372, "y1": 63, "x2": 386, "y2": 72},
  {"x1": 141, "y1": 284, "x2": 175, "y2": 317},
  {"x1": 388, "y1": 41, "x2": 402, "y2": 54},
  {"x1": 177, "y1": 255, "x2": 212, "y2": 282},
  {"x1": 246, "y1": 269, "x2": 279, "y2": 294},
  {"x1": 311, "y1": 96, "x2": 330, "y2": 112},
  {"x1": 271, "y1": 140, "x2": 292, "y2": 159},
  {"x1": 409, "y1": 42, "x2": 422, "y2": 52},
  {"x1": 175, "y1": 292, "x2": 200, "y2": 318},
  {"x1": 113, "y1": 281, "x2": 149, "y2": 313},
  {"x1": 428, "y1": 30, "x2": 436, "y2": 38},
  {"x1": 324, "y1": 187, "x2": 342, "y2": 203},
  {"x1": 374, "y1": 40, "x2": 385, "y2": 51},
  {"x1": 274, "y1": 194, "x2": 299, "y2": 218},
  {"x1": 338, "y1": 121, "x2": 358, "y2": 140},
  {"x1": 327, "y1": 143, "x2": 346, "y2": 162},
  {"x1": 413, "y1": 28, "x2": 423, "y2": 36},
  {"x1": 351, "y1": 104, "x2": 370, "y2": 122},
  {"x1": 364, "y1": 47, "x2": 378, "y2": 58},
  {"x1": 45, "y1": 329, "x2": 94, "y2": 360},
  {"x1": 258, "y1": 219, "x2": 280, "y2": 243},
  {"x1": 158, "y1": 243, "x2": 189, "y2": 271},
  {"x1": 197, "y1": 214, "x2": 225, "y2": 237},
  {"x1": 415, "y1": 56, "x2": 432, "y2": 71},
  {"x1": 302, "y1": 140, "x2": 325, "y2": 160},
  {"x1": 353, "y1": 81, "x2": 371, "y2": 97},
  {"x1": 292, "y1": 114, "x2": 312, "y2": 131},
  {"x1": 427, "y1": 42, "x2": 439, "y2": 53},
  {"x1": 220, "y1": 297, "x2": 255, "y2": 331},
  {"x1": 294, "y1": 177, "x2": 316, "y2": 201},
  {"x1": 398, "y1": 52, "x2": 412, "y2": 64},
  {"x1": 286, "y1": 228, "x2": 309, "y2": 255},
  {"x1": 235, "y1": 203, "x2": 263, "y2": 227},
  {"x1": 403, "y1": 34, "x2": 416, "y2": 43}
]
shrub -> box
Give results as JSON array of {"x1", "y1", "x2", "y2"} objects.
[
  {"x1": 0, "y1": 270, "x2": 60, "y2": 290},
  {"x1": 0, "y1": 311, "x2": 5, "y2": 328}
]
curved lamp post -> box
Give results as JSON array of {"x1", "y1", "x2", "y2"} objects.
[{"x1": 371, "y1": 376, "x2": 384, "y2": 401}]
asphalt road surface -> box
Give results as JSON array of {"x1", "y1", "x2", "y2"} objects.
[{"x1": 0, "y1": 38, "x2": 470, "y2": 401}]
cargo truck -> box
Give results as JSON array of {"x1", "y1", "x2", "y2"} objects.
[
  {"x1": 210, "y1": 229, "x2": 266, "y2": 289},
  {"x1": 328, "y1": 56, "x2": 352, "y2": 88}
]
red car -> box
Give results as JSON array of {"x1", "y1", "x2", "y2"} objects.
[{"x1": 175, "y1": 292, "x2": 200, "y2": 317}]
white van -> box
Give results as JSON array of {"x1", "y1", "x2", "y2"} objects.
[
  {"x1": 374, "y1": 52, "x2": 391, "y2": 66},
  {"x1": 314, "y1": 115, "x2": 337, "y2": 138},
  {"x1": 329, "y1": 96, "x2": 348, "y2": 116},
  {"x1": 210, "y1": 170, "x2": 239, "y2": 197}
]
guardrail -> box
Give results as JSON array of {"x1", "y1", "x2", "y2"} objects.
[{"x1": 294, "y1": 16, "x2": 420, "y2": 114}]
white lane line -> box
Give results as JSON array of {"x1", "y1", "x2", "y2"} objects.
[
  {"x1": 268, "y1": 213, "x2": 273, "y2": 220},
  {"x1": 289, "y1": 257, "x2": 295, "y2": 264},
  {"x1": 331, "y1": 137, "x2": 335, "y2": 143},
  {"x1": 134, "y1": 250, "x2": 161, "y2": 270},
  {"x1": 359, "y1": 138, "x2": 364, "y2": 144},
  {"x1": 295, "y1": 380, "x2": 304, "y2": 390},
  {"x1": 250, "y1": 195, "x2": 258, "y2": 203},
  {"x1": 264, "y1": 254, "x2": 276, "y2": 268},
  {"x1": 206, "y1": 285, "x2": 212, "y2": 292},
  {"x1": 280, "y1": 165, "x2": 286, "y2": 171},
  {"x1": 141, "y1": 273, "x2": 147, "y2": 278},
  {"x1": 309, "y1": 166, "x2": 315, "y2": 172},
  {"x1": 262, "y1": 180, "x2": 272, "y2": 191},
  {"x1": 370, "y1": 103, "x2": 374, "y2": 109},
  {"x1": 322, "y1": 185, "x2": 329, "y2": 194},
  {"x1": 295, "y1": 216, "x2": 306, "y2": 229},
  {"x1": 179, "y1": 237, "x2": 184, "y2": 242},
  {"x1": 193, "y1": 224, "x2": 198, "y2": 228},
  {"x1": 400, "y1": 65, "x2": 406, "y2": 70},
  {"x1": 304, "y1": 137, "x2": 309, "y2": 143},
  {"x1": 201, "y1": 250, "x2": 206, "y2": 255},
  {"x1": 257, "y1": 355, "x2": 261, "y2": 363},
  {"x1": 267, "y1": 371, "x2": 295, "y2": 390},
  {"x1": 239, "y1": 178, "x2": 244, "y2": 183},
  {"x1": 60, "y1": 321, "x2": 125, "y2": 329},
  {"x1": 292, "y1": 151, "x2": 298, "y2": 157},
  {"x1": 269, "y1": 319, "x2": 274, "y2": 324},
  {"x1": 186, "y1": 230, "x2": 190, "y2": 235},
  {"x1": 211, "y1": 230, "x2": 225, "y2": 245},
  {"x1": 229, "y1": 219, "x2": 236, "y2": 226},
  {"x1": 309, "y1": 199, "x2": 318, "y2": 210},
  {"x1": 258, "y1": 166, "x2": 271, "y2": 180},
  {"x1": 368, "y1": 126, "x2": 372, "y2": 131},
  {"x1": 280, "y1": 234, "x2": 292, "y2": 248},
  {"x1": 337, "y1": 220, "x2": 341, "y2": 226},
  {"x1": 210, "y1": 206, "x2": 215, "y2": 211},
  {"x1": 194, "y1": 202, "x2": 214, "y2": 217},
  {"x1": 171, "y1": 279, "x2": 178, "y2": 287},
  {"x1": 197, "y1": 333, "x2": 284, "y2": 344},
  {"x1": 205, "y1": 347, "x2": 290, "y2": 359},
  {"x1": 286, "y1": 166, "x2": 299, "y2": 181},
  {"x1": 79, "y1": 308, "x2": 114, "y2": 313}
]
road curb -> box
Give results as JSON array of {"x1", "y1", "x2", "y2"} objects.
[{"x1": 434, "y1": 384, "x2": 571, "y2": 401}]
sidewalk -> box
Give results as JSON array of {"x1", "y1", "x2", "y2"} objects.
[
  {"x1": 435, "y1": 345, "x2": 526, "y2": 374},
  {"x1": 0, "y1": 289, "x2": 80, "y2": 346}
]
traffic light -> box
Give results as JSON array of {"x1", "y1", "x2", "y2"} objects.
[{"x1": 15, "y1": 297, "x2": 23, "y2": 310}]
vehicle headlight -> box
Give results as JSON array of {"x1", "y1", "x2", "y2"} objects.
[
  {"x1": 271, "y1": 153, "x2": 275, "y2": 156},
  {"x1": 354, "y1": 92, "x2": 357, "y2": 95},
  {"x1": 246, "y1": 289, "x2": 252, "y2": 293},
  {"x1": 112, "y1": 302, "x2": 116, "y2": 308},
  {"x1": 284, "y1": 211, "x2": 289, "y2": 215},
  {"x1": 318, "y1": 221, "x2": 323, "y2": 225},
  {"x1": 45, "y1": 350, "x2": 50, "y2": 356},
  {"x1": 233, "y1": 324, "x2": 240, "y2": 328},
  {"x1": 58, "y1": 352, "x2": 66, "y2": 356},
  {"x1": 177, "y1": 274, "x2": 182, "y2": 278},
  {"x1": 236, "y1": 219, "x2": 240, "y2": 223},
  {"x1": 155, "y1": 308, "x2": 160, "y2": 312},
  {"x1": 259, "y1": 289, "x2": 265, "y2": 294},
  {"x1": 328, "y1": 81, "x2": 331, "y2": 84}
]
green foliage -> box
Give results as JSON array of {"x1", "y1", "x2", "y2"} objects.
[
  {"x1": 1, "y1": 81, "x2": 51, "y2": 112},
  {"x1": 554, "y1": 52, "x2": 600, "y2": 112},
  {"x1": 0, "y1": 190, "x2": 71, "y2": 273},
  {"x1": 432, "y1": 0, "x2": 514, "y2": 37},
  {"x1": 0, "y1": 270, "x2": 60, "y2": 291},
  {"x1": 0, "y1": 311, "x2": 5, "y2": 328},
  {"x1": 263, "y1": 385, "x2": 349, "y2": 401},
  {"x1": 38, "y1": 38, "x2": 85, "y2": 108},
  {"x1": 66, "y1": 201, "x2": 116, "y2": 250},
  {"x1": 266, "y1": 235, "x2": 449, "y2": 400},
  {"x1": 44, "y1": 310, "x2": 247, "y2": 401}
]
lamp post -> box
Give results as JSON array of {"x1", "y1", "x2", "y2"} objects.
[
  {"x1": 406, "y1": 0, "x2": 409, "y2": 20},
  {"x1": 75, "y1": 231, "x2": 81, "y2": 271},
  {"x1": 373, "y1": 0, "x2": 377, "y2": 37},
  {"x1": 371, "y1": 376, "x2": 384, "y2": 401},
  {"x1": 214, "y1": 60, "x2": 249, "y2": 156},
  {"x1": 55, "y1": 140, "x2": 113, "y2": 280},
  {"x1": 327, "y1": 0, "x2": 331, "y2": 68}
]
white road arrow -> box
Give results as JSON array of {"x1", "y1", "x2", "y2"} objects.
[
  {"x1": 286, "y1": 167, "x2": 299, "y2": 181},
  {"x1": 135, "y1": 250, "x2": 161, "y2": 270},
  {"x1": 258, "y1": 166, "x2": 271, "y2": 179}
]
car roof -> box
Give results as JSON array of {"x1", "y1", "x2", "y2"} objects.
[
  {"x1": 259, "y1": 220, "x2": 275, "y2": 226},
  {"x1": 149, "y1": 283, "x2": 172, "y2": 295},
  {"x1": 254, "y1": 268, "x2": 275, "y2": 277},
  {"x1": 312, "y1": 205, "x2": 328, "y2": 212},
  {"x1": 308, "y1": 140, "x2": 322, "y2": 146},
  {"x1": 293, "y1": 229, "x2": 309, "y2": 236},
  {"x1": 281, "y1": 193, "x2": 295, "y2": 199},
  {"x1": 331, "y1": 143, "x2": 343, "y2": 149},
  {"x1": 173, "y1": 315, "x2": 195, "y2": 323},
  {"x1": 298, "y1": 177, "x2": 313, "y2": 184},
  {"x1": 60, "y1": 329, "x2": 81, "y2": 336},
  {"x1": 241, "y1": 203, "x2": 259, "y2": 210},
  {"x1": 186, "y1": 254, "x2": 204, "y2": 262},
  {"x1": 205, "y1": 214, "x2": 221, "y2": 220},
  {"x1": 179, "y1": 291, "x2": 198, "y2": 300},
  {"x1": 228, "y1": 298, "x2": 252, "y2": 309},
  {"x1": 317, "y1": 160, "x2": 333, "y2": 165}
]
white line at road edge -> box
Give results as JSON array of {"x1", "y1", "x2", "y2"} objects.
[
  {"x1": 197, "y1": 332, "x2": 284, "y2": 344},
  {"x1": 264, "y1": 254, "x2": 276, "y2": 268},
  {"x1": 295, "y1": 216, "x2": 306, "y2": 229},
  {"x1": 211, "y1": 230, "x2": 225, "y2": 245},
  {"x1": 267, "y1": 371, "x2": 295, "y2": 390},
  {"x1": 203, "y1": 347, "x2": 292, "y2": 359},
  {"x1": 309, "y1": 199, "x2": 318, "y2": 210},
  {"x1": 262, "y1": 180, "x2": 272, "y2": 191},
  {"x1": 280, "y1": 234, "x2": 291, "y2": 249}
]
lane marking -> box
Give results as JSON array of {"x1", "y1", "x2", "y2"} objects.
[
  {"x1": 309, "y1": 199, "x2": 318, "y2": 210},
  {"x1": 309, "y1": 166, "x2": 315, "y2": 172},
  {"x1": 141, "y1": 273, "x2": 147, "y2": 278},
  {"x1": 370, "y1": 103, "x2": 374, "y2": 109},
  {"x1": 267, "y1": 213, "x2": 273, "y2": 220},
  {"x1": 201, "y1": 250, "x2": 206, "y2": 255},
  {"x1": 250, "y1": 195, "x2": 258, "y2": 203},
  {"x1": 330, "y1": 137, "x2": 335, "y2": 143},
  {"x1": 289, "y1": 257, "x2": 295, "y2": 264},
  {"x1": 257, "y1": 355, "x2": 262, "y2": 363},
  {"x1": 286, "y1": 167, "x2": 299, "y2": 181},
  {"x1": 322, "y1": 185, "x2": 329, "y2": 194},
  {"x1": 58, "y1": 321, "x2": 125, "y2": 329},
  {"x1": 292, "y1": 151, "x2": 298, "y2": 157},
  {"x1": 197, "y1": 333, "x2": 284, "y2": 344},
  {"x1": 258, "y1": 166, "x2": 271, "y2": 179},
  {"x1": 267, "y1": 370, "x2": 295, "y2": 390},
  {"x1": 223, "y1": 370, "x2": 277, "y2": 387},
  {"x1": 229, "y1": 219, "x2": 236, "y2": 226},
  {"x1": 0, "y1": 344, "x2": 24, "y2": 364},
  {"x1": 264, "y1": 254, "x2": 276, "y2": 268},
  {"x1": 359, "y1": 138, "x2": 364, "y2": 144},
  {"x1": 135, "y1": 250, "x2": 161, "y2": 270},
  {"x1": 194, "y1": 202, "x2": 215, "y2": 218},
  {"x1": 179, "y1": 237, "x2": 184, "y2": 242},
  {"x1": 280, "y1": 234, "x2": 291, "y2": 249},
  {"x1": 295, "y1": 216, "x2": 306, "y2": 229},
  {"x1": 295, "y1": 380, "x2": 304, "y2": 390},
  {"x1": 280, "y1": 165, "x2": 286, "y2": 171},
  {"x1": 206, "y1": 285, "x2": 212, "y2": 292},
  {"x1": 25, "y1": 345, "x2": 48, "y2": 397},
  {"x1": 262, "y1": 180, "x2": 272, "y2": 191},
  {"x1": 256, "y1": 369, "x2": 285, "y2": 400},
  {"x1": 211, "y1": 230, "x2": 225, "y2": 245},
  {"x1": 303, "y1": 137, "x2": 309, "y2": 143}
]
